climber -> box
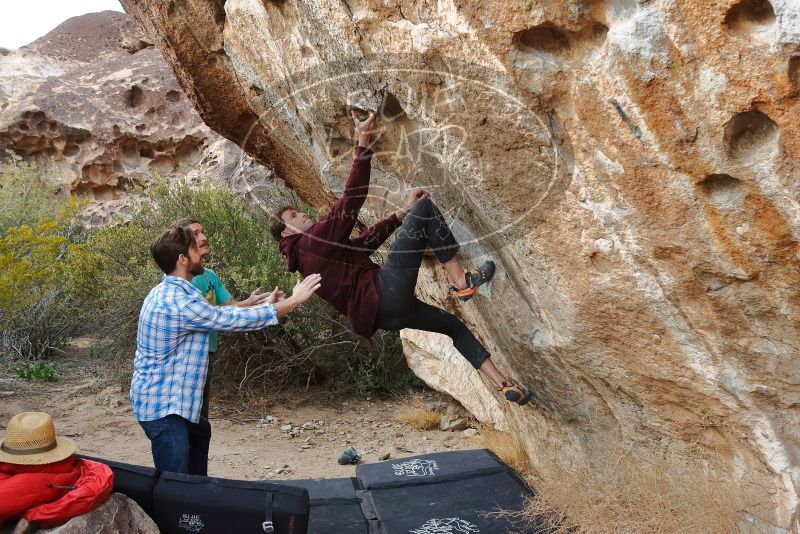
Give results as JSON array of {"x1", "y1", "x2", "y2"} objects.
[{"x1": 269, "y1": 110, "x2": 531, "y2": 405}]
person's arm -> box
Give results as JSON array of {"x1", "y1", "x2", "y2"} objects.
[
  {"x1": 312, "y1": 111, "x2": 377, "y2": 244},
  {"x1": 347, "y1": 188, "x2": 429, "y2": 252},
  {"x1": 347, "y1": 213, "x2": 402, "y2": 253},
  {"x1": 182, "y1": 274, "x2": 322, "y2": 330},
  {"x1": 181, "y1": 297, "x2": 279, "y2": 333},
  {"x1": 206, "y1": 270, "x2": 270, "y2": 308}
]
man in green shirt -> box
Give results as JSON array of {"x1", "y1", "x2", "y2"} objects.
[{"x1": 175, "y1": 219, "x2": 283, "y2": 419}]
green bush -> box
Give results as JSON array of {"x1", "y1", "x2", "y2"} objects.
[
  {"x1": 14, "y1": 361, "x2": 57, "y2": 381},
  {"x1": 0, "y1": 163, "x2": 93, "y2": 361}
]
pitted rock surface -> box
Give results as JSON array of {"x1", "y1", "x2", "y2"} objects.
[
  {"x1": 119, "y1": 0, "x2": 799, "y2": 528},
  {"x1": 0, "y1": 11, "x2": 295, "y2": 223}
]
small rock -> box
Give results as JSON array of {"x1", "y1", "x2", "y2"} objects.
[
  {"x1": 280, "y1": 424, "x2": 293, "y2": 432},
  {"x1": 439, "y1": 415, "x2": 469, "y2": 432},
  {"x1": 337, "y1": 446, "x2": 361, "y2": 465},
  {"x1": 378, "y1": 452, "x2": 391, "y2": 461},
  {"x1": 301, "y1": 444, "x2": 311, "y2": 449},
  {"x1": 302, "y1": 422, "x2": 318, "y2": 430},
  {"x1": 463, "y1": 428, "x2": 478, "y2": 438}
]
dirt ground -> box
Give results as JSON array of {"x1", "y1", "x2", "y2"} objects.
[{"x1": 0, "y1": 349, "x2": 479, "y2": 481}]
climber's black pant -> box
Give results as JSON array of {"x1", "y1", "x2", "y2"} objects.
[{"x1": 375, "y1": 198, "x2": 490, "y2": 369}]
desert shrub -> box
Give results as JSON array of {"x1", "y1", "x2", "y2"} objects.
[
  {"x1": 522, "y1": 433, "x2": 756, "y2": 534},
  {"x1": 0, "y1": 161, "x2": 69, "y2": 234},
  {"x1": 474, "y1": 426, "x2": 531, "y2": 475},
  {"x1": 0, "y1": 163, "x2": 93, "y2": 361},
  {"x1": 395, "y1": 399, "x2": 443, "y2": 430},
  {"x1": 84, "y1": 178, "x2": 417, "y2": 399},
  {"x1": 14, "y1": 361, "x2": 57, "y2": 381}
]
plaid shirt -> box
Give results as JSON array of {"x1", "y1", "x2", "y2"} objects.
[{"x1": 130, "y1": 275, "x2": 279, "y2": 423}]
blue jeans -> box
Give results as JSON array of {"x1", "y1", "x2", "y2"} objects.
[{"x1": 139, "y1": 414, "x2": 211, "y2": 475}]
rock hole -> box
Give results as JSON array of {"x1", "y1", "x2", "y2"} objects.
[
  {"x1": 149, "y1": 155, "x2": 175, "y2": 175},
  {"x1": 723, "y1": 110, "x2": 779, "y2": 158},
  {"x1": 139, "y1": 146, "x2": 154, "y2": 159},
  {"x1": 249, "y1": 85, "x2": 264, "y2": 97},
  {"x1": 18, "y1": 122, "x2": 28, "y2": 131},
  {"x1": 165, "y1": 90, "x2": 181, "y2": 102},
  {"x1": 515, "y1": 25, "x2": 570, "y2": 54},
  {"x1": 125, "y1": 85, "x2": 144, "y2": 108},
  {"x1": 380, "y1": 92, "x2": 405, "y2": 121},
  {"x1": 698, "y1": 174, "x2": 746, "y2": 211},
  {"x1": 590, "y1": 22, "x2": 609, "y2": 43},
  {"x1": 136, "y1": 124, "x2": 147, "y2": 132},
  {"x1": 723, "y1": 0, "x2": 775, "y2": 33},
  {"x1": 175, "y1": 142, "x2": 201, "y2": 167},
  {"x1": 30, "y1": 111, "x2": 45, "y2": 123},
  {"x1": 789, "y1": 57, "x2": 800, "y2": 92},
  {"x1": 63, "y1": 145, "x2": 80, "y2": 157},
  {"x1": 121, "y1": 140, "x2": 139, "y2": 167}
]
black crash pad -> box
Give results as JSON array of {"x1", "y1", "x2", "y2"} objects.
[
  {"x1": 286, "y1": 477, "x2": 369, "y2": 534},
  {"x1": 356, "y1": 449, "x2": 506, "y2": 490},
  {"x1": 355, "y1": 449, "x2": 541, "y2": 534}
]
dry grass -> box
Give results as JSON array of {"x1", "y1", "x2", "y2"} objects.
[
  {"x1": 522, "y1": 436, "x2": 759, "y2": 534},
  {"x1": 474, "y1": 425, "x2": 532, "y2": 476},
  {"x1": 394, "y1": 399, "x2": 442, "y2": 430}
]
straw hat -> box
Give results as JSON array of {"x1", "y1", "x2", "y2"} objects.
[{"x1": 0, "y1": 412, "x2": 77, "y2": 465}]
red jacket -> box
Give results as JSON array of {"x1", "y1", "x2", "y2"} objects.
[
  {"x1": 279, "y1": 147, "x2": 401, "y2": 337},
  {"x1": 0, "y1": 456, "x2": 114, "y2": 528}
]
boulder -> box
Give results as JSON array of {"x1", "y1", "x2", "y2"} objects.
[
  {"x1": 119, "y1": 0, "x2": 800, "y2": 528},
  {"x1": 40, "y1": 493, "x2": 158, "y2": 534}
]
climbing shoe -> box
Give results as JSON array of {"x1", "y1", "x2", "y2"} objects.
[
  {"x1": 450, "y1": 260, "x2": 496, "y2": 302},
  {"x1": 501, "y1": 382, "x2": 532, "y2": 406}
]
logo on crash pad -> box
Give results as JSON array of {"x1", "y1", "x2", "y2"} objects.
[
  {"x1": 392, "y1": 458, "x2": 439, "y2": 477},
  {"x1": 178, "y1": 513, "x2": 205, "y2": 532},
  {"x1": 410, "y1": 517, "x2": 480, "y2": 533}
]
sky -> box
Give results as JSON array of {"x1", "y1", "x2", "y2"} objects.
[{"x1": 0, "y1": 0, "x2": 124, "y2": 50}]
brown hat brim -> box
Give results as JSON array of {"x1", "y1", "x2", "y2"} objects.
[{"x1": 0, "y1": 436, "x2": 78, "y2": 465}]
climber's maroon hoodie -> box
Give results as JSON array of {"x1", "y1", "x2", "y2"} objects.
[{"x1": 279, "y1": 146, "x2": 401, "y2": 337}]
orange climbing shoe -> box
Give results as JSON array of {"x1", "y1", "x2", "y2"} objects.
[
  {"x1": 450, "y1": 260, "x2": 495, "y2": 302},
  {"x1": 501, "y1": 382, "x2": 532, "y2": 406}
]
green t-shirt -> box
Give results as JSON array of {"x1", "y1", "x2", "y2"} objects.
[{"x1": 191, "y1": 268, "x2": 233, "y2": 353}]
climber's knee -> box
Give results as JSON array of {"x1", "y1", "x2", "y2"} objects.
[{"x1": 410, "y1": 196, "x2": 434, "y2": 216}]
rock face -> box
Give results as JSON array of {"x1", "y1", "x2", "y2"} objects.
[
  {"x1": 39, "y1": 493, "x2": 158, "y2": 534},
  {"x1": 0, "y1": 11, "x2": 295, "y2": 222},
  {"x1": 119, "y1": 0, "x2": 800, "y2": 528}
]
